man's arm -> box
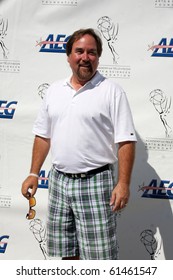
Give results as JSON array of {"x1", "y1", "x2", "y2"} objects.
[
  {"x1": 21, "y1": 135, "x2": 50, "y2": 198},
  {"x1": 110, "y1": 141, "x2": 136, "y2": 211}
]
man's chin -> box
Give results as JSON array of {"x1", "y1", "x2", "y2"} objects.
[{"x1": 78, "y1": 69, "x2": 94, "y2": 80}]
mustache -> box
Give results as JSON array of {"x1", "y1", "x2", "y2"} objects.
[{"x1": 79, "y1": 62, "x2": 92, "y2": 67}]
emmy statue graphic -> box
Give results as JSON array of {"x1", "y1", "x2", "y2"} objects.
[
  {"x1": 29, "y1": 219, "x2": 49, "y2": 260},
  {"x1": 97, "y1": 16, "x2": 119, "y2": 64},
  {"x1": 0, "y1": 16, "x2": 9, "y2": 59},
  {"x1": 140, "y1": 229, "x2": 161, "y2": 260},
  {"x1": 38, "y1": 83, "x2": 50, "y2": 99},
  {"x1": 149, "y1": 89, "x2": 172, "y2": 137}
]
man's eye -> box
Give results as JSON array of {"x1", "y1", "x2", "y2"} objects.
[
  {"x1": 76, "y1": 50, "x2": 83, "y2": 54},
  {"x1": 89, "y1": 51, "x2": 97, "y2": 55}
]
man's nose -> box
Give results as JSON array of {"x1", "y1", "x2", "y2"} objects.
[{"x1": 82, "y1": 52, "x2": 89, "y2": 61}]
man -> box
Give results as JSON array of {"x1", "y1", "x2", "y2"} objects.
[{"x1": 21, "y1": 28, "x2": 136, "y2": 260}]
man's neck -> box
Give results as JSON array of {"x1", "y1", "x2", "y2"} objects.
[
  {"x1": 70, "y1": 72, "x2": 97, "y2": 91},
  {"x1": 70, "y1": 77, "x2": 88, "y2": 91}
]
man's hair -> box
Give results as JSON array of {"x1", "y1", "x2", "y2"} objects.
[{"x1": 66, "y1": 28, "x2": 102, "y2": 57}]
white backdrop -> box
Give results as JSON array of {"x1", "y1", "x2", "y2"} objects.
[{"x1": 0, "y1": 0, "x2": 173, "y2": 260}]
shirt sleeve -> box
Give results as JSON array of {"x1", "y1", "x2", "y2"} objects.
[
  {"x1": 32, "y1": 92, "x2": 51, "y2": 138},
  {"x1": 111, "y1": 86, "x2": 137, "y2": 143}
]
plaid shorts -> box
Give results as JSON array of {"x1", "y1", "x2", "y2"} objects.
[{"x1": 47, "y1": 165, "x2": 118, "y2": 260}]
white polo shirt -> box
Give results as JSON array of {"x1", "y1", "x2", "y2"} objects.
[{"x1": 33, "y1": 71, "x2": 136, "y2": 173}]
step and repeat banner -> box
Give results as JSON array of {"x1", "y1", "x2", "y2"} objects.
[{"x1": 0, "y1": 0, "x2": 173, "y2": 260}]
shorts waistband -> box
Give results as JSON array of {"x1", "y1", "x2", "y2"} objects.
[{"x1": 56, "y1": 164, "x2": 110, "y2": 179}]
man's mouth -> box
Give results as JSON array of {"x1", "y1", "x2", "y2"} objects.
[{"x1": 79, "y1": 63, "x2": 91, "y2": 68}]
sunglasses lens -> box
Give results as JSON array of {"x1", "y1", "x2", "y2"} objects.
[
  {"x1": 29, "y1": 197, "x2": 36, "y2": 207},
  {"x1": 26, "y1": 197, "x2": 36, "y2": 220},
  {"x1": 26, "y1": 209, "x2": 36, "y2": 220}
]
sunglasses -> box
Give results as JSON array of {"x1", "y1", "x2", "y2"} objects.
[{"x1": 26, "y1": 196, "x2": 36, "y2": 220}]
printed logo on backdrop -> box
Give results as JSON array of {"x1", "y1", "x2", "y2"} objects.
[
  {"x1": 138, "y1": 179, "x2": 173, "y2": 200},
  {"x1": 155, "y1": 0, "x2": 173, "y2": 8},
  {"x1": 36, "y1": 34, "x2": 70, "y2": 53},
  {"x1": 0, "y1": 15, "x2": 20, "y2": 73},
  {"x1": 140, "y1": 229, "x2": 161, "y2": 260},
  {"x1": 38, "y1": 170, "x2": 49, "y2": 189},
  {"x1": 0, "y1": 16, "x2": 9, "y2": 59},
  {"x1": 148, "y1": 38, "x2": 173, "y2": 58},
  {"x1": 150, "y1": 89, "x2": 172, "y2": 137},
  {"x1": 145, "y1": 89, "x2": 173, "y2": 151},
  {"x1": 29, "y1": 219, "x2": 49, "y2": 259},
  {"x1": 38, "y1": 83, "x2": 50, "y2": 99},
  {"x1": 97, "y1": 16, "x2": 131, "y2": 79},
  {"x1": 0, "y1": 195, "x2": 11, "y2": 208},
  {"x1": 0, "y1": 100, "x2": 18, "y2": 119},
  {"x1": 97, "y1": 16, "x2": 119, "y2": 64},
  {"x1": 0, "y1": 235, "x2": 9, "y2": 254},
  {"x1": 41, "y1": 0, "x2": 77, "y2": 6}
]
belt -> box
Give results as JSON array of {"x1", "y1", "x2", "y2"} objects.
[{"x1": 58, "y1": 164, "x2": 110, "y2": 179}]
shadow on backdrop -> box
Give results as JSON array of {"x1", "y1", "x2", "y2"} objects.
[{"x1": 118, "y1": 131, "x2": 173, "y2": 260}]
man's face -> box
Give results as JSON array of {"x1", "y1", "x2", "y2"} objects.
[{"x1": 67, "y1": 34, "x2": 99, "y2": 84}]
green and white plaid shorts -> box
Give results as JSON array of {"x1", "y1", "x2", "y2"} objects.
[{"x1": 47, "y1": 165, "x2": 118, "y2": 260}]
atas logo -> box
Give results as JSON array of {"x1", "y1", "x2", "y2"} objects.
[
  {"x1": 0, "y1": 235, "x2": 9, "y2": 253},
  {"x1": 29, "y1": 219, "x2": 49, "y2": 259},
  {"x1": 149, "y1": 89, "x2": 172, "y2": 138},
  {"x1": 36, "y1": 34, "x2": 71, "y2": 53},
  {"x1": 38, "y1": 170, "x2": 49, "y2": 189},
  {"x1": 38, "y1": 83, "x2": 50, "y2": 99},
  {"x1": 140, "y1": 229, "x2": 161, "y2": 260},
  {"x1": 148, "y1": 38, "x2": 173, "y2": 57},
  {"x1": 139, "y1": 179, "x2": 173, "y2": 199},
  {"x1": 0, "y1": 16, "x2": 9, "y2": 59},
  {"x1": 97, "y1": 16, "x2": 119, "y2": 64},
  {"x1": 0, "y1": 100, "x2": 18, "y2": 119}
]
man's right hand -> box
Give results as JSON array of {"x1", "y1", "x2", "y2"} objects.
[{"x1": 21, "y1": 176, "x2": 38, "y2": 199}]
